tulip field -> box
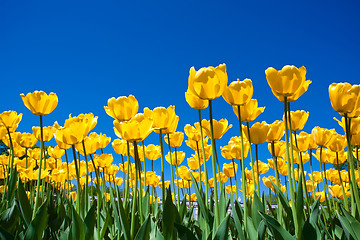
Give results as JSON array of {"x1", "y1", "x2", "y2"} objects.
[{"x1": 1, "y1": 64, "x2": 360, "y2": 239}]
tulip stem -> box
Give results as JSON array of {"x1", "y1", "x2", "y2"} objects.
[
  {"x1": 133, "y1": 141, "x2": 143, "y2": 224},
  {"x1": 231, "y1": 158, "x2": 238, "y2": 200},
  {"x1": 283, "y1": 98, "x2": 298, "y2": 238},
  {"x1": 209, "y1": 100, "x2": 220, "y2": 228},
  {"x1": 255, "y1": 144, "x2": 260, "y2": 197},
  {"x1": 32, "y1": 115, "x2": 44, "y2": 219},
  {"x1": 72, "y1": 145, "x2": 81, "y2": 212},
  {"x1": 166, "y1": 134, "x2": 177, "y2": 207},
  {"x1": 318, "y1": 147, "x2": 330, "y2": 210},
  {"x1": 175, "y1": 148, "x2": 181, "y2": 208},
  {"x1": 159, "y1": 129, "x2": 166, "y2": 206},
  {"x1": 124, "y1": 141, "x2": 131, "y2": 207},
  {"x1": 246, "y1": 122, "x2": 257, "y2": 197},
  {"x1": 236, "y1": 105, "x2": 248, "y2": 232},
  {"x1": 130, "y1": 141, "x2": 139, "y2": 238},
  {"x1": 198, "y1": 109, "x2": 209, "y2": 207},
  {"x1": 336, "y1": 152, "x2": 349, "y2": 210},
  {"x1": 82, "y1": 140, "x2": 89, "y2": 212},
  {"x1": 309, "y1": 150, "x2": 317, "y2": 200}
]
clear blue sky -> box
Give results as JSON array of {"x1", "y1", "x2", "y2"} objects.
[{"x1": 1, "y1": 1, "x2": 360, "y2": 195}]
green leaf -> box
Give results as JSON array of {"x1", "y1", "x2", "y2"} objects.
[
  {"x1": 6, "y1": 167, "x2": 17, "y2": 202},
  {"x1": 300, "y1": 217, "x2": 320, "y2": 240},
  {"x1": 270, "y1": 179, "x2": 292, "y2": 219},
  {"x1": 295, "y1": 176, "x2": 305, "y2": 228},
  {"x1": 231, "y1": 200, "x2": 245, "y2": 240},
  {"x1": 213, "y1": 214, "x2": 230, "y2": 240},
  {"x1": 174, "y1": 222, "x2": 197, "y2": 240},
  {"x1": 0, "y1": 201, "x2": 19, "y2": 234},
  {"x1": 69, "y1": 204, "x2": 85, "y2": 240},
  {"x1": 84, "y1": 202, "x2": 97, "y2": 240},
  {"x1": 259, "y1": 211, "x2": 295, "y2": 240},
  {"x1": 179, "y1": 198, "x2": 187, "y2": 221},
  {"x1": 309, "y1": 196, "x2": 321, "y2": 226},
  {"x1": 99, "y1": 208, "x2": 112, "y2": 240},
  {"x1": 162, "y1": 188, "x2": 180, "y2": 240},
  {"x1": 257, "y1": 220, "x2": 267, "y2": 240},
  {"x1": 24, "y1": 198, "x2": 49, "y2": 240},
  {"x1": 0, "y1": 225, "x2": 14, "y2": 240},
  {"x1": 16, "y1": 178, "x2": 32, "y2": 227},
  {"x1": 135, "y1": 215, "x2": 151, "y2": 240},
  {"x1": 190, "y1": 172, "x2": 209, "y2": 223},
  {"x1": 110, "y1": 188, "x2": 130, "y2": 240},
  {"x1": 251, "y1": 192, "x2": 265, "y2": 229},
  {"x1": 246, "y1": 216, "x2": 258, "y2": 240},
  {"x1": 339, "y1": 206, "x2": 360, "y2": 240},
  {"x1": 142, "y1": 191, "x2": 150, "y2": 220}
]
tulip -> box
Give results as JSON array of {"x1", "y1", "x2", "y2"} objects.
[
  {"x1": 144, "y1": 106, "x2": 178, "y2": 134},
  {"x1": 186, "y1": 193, "x2": 197, "y2": 202},
  {"x1": 295, "y1": 132, "x2": 311, "y2": 152},
  {"x1": 32, "y1": 126, "x2": 54, "y2": 142},
  {"x1": 20, "y1": 91, "x2": 58, "y2": 115},
  {"x1": 222, "y1": 78, "x2": 253, "y2": 106},
  {"x1": 232, "y1": 99, "x2": 265, "y2": 122},
  {"x1": 188, "y1": 63, "x2": 228, "y2": 100},
  {"x1": 112, "y1": 139, "x2": 129, "y2": 156},
  {"x1": 187, "y1": 156, "x2": 203, "y2": 170},
  {"x1": 329, "y1": 82, "x2": 360, "y2": 118},
  {"x1": 185, "y1": 90, "x2": 209, "y2": 109},
  {"x1": 288, "y1": 110, "x2": 309, "y2": 131},
  {"x1": 47, "y1": 146, "x2": 65, "y2": 159},
  {"x1": 244, "y1": 121, "x2": 270, "y2": 145},
  {"x1": 265, "y1": 65, "x2": 311, "y2": 102},
  {"x1": 144, "y1": 144, "x2": 161, "y2": 160},
  {"x1": 226, "y1": 185, "x2": 238, "y2": 195},
  {"x1": 311, "y1": 127, "x2": 336, "y2": 148},
  {"x1": 104, "y1": 95, "x2": 139, "y2": 122},
  {"x1": 184, "y1": 124, "x2": 201, "y2": 142},
  {"x1": 266, "y1": 120, "x2": 285, "y2": 142},
  {"x1": 201, "y1": 119, "x2": 232, "y2": 140},
  {"x1": 251, "y1": 160, "x2": 269, "y2": 175},
  {"x1": 268, "y1": 141, "x2": 286, "y2": 157},
  {"x1": 165, "y1": 151, "x2": 185, "y2": 166},
  {"x1": 75, "y1": 135, "x2": 100, "y2": 156},
  {"x1": 14, "y1": 132, "x2": 38, "y2": 149},
  {"x1": 311, "y1": 191, "x2": 326, "y2": 202},
  {"x1": 164, "y1": 131, "x2": 184, "y2": 148},
  {"x1": 223, "y1": 162, "x2": 238, "y2": 178},
  {"x1": 220, "y1": 145, "x2": 232, "y2": 160},
  {"x1": 0, "y1": 111, "x2": 22, "y2": 133}
]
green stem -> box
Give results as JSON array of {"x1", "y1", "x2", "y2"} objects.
[
  {"x1": 246, "y1": 122, "x2": 256, "y2": 196},
  {"x1": 130, "y1": 141, "x2": 139, "y2": 238},
  {"x1": 166, "y1": 134, "x2": 177, "y2": 207},
  {"x1": 209, "y1": 100, "x2": 220, "y2": 227},
  {"x1": 336, "y1": 152, "x2": 349, "y2": 210},
  {"x1": 236, "y1": 105, "x2": 248, "y2": 232},
  {"x1": 82, "y1": 140, "x2": 89, "y2": 212},
  {"x1": 198, "y1": 109, "x2": 209, "y2": 206},
  {"x1": 175, "y1": 148, "x2": 181, "y2": 208},
  {"x1": 72, "y1": 145, "x2": 81, "y2": 212},
  {"x1": 231, "y1": 158, "x2": 238, "y2": 200},
  {"x1": 159, "y1": 129, "x2": 166, "y2": 205},
  {"x1": 32, "y1": 115, "x2": 44, "y2": 219},
  {"x1": 255, "y1": 144, "x2": 261, "y2": 197},
  {"x1": 133, "y1": 141, "x2": 143, "y2": 224}
]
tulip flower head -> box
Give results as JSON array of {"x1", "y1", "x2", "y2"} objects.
[
  {"x1": 0, "y1": 111, "x2": 22, "y2": 133},
  {"x1": 222, "y1": 78, "x2": 253, "y2": 106},
  {"x1": 329, "y1": 82, "x2": 360, "y2": 118},
  {"x1": 185, "y1": 90, "x2": 209, "y2": 109},
  {"x1": 232, "y1": 99, "x2": 265, "y2": 122},
  {"x1": 20, "y1": 91, "x2": 58, "y2": 115},
  {"x1": 104, "y1": 95, "x2": 139, "y2": 122}
]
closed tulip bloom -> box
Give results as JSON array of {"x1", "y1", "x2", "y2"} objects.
[
  {"x1": 75, "y1": 134, "x2": 100, "y2": 155},
  {"x1": 262, "y1": 176, "x2": 286, "y2": 193},
  {"x1": 328, "y1": 150, "x2": 347, "y2": 165},
  {"x1": 104, "y1": 164, "x2": 119, "y2": 175},
  {"x1": 65, "y1": 113, "x2": 98, "y2": 138},
  {"x1": 223, "y1": 162, "x2": 238, "y2": 178},
  {"x1": 222, "y1": 78, "x2": 253, "y2": 106},
  {"x1": 251, "y1": 160, "x2": 269, "y2": 175},
  {"x1": 329, "y1": 185, "x2": 351, "y2": 199},
  {"x1": 217, "y1": 172, "x2": 228, "y2": 183},
  {"x1": 334, "y1": 117, "x2": 360, "y2": 136},
  {"x1": 328, "y1": 133, "x2": 347, "y2": 152},
  {"x1": 313, "y1": 148, "x2": 331, "y2": 163},
  {"x1": 268, "y1": 141, "x2": 286, "y2": 157},
  {"x1": 186, "y1": 193, "x2": 197, "y2": 202},
  {"x1": 311, "y1": 127, "x2": 336, "y2": 147},
  {"x1": 144, "y1": 106, "x2": 179, "y2": 134},
  {"x1": 174, "y1": 179, "x2": 191, "y2": 189},
  {"x1": 95, "y1": 133, "x2": 111, "y2": 149},
  {"x1": 15, "y1": 132, "x2": 37, "y2": 148},
  {"x1": 266, "y1": 120, "x2": 285, "y2": 142},
  {"x1": 47, "y1": 146, "x2": 65, "y2": 159},
  {"x1": 144, "y1": 144, "x2": 161, "y2": 160},
  {"x1": 226, "y1": 185, "x2": 238, "y2": 195},
  {"x1": 104, "y1": 95, "x2": 139, "y2": 122},
  {"x1": 265, "y1": 65, "x2": 311, "y2": 102},
  {"x1": 311, "y1": 191, "x2": 326, "y2": 202},
  {"x1": 278, "y1": 162, "x2": 289, "y2": 176},
  {"x1": 32, "y1": 126, "x2": 54, "y2": 142},
  {"x1": 329, "y1": 82, "x2": 360, "y2": 118},
  {"x1": 184, "y1": 124, "x2": 201, "y2": 142},
  {"x1": 54, "y1": 121, "x2": 88, "y2": 145},
  {"x1": 113, "y1": 113, "x2": 153, "y2": 143},
  {"x1": 230, "y1": 140, "x2": 250, "y2": 160},
  {"x1": 164, "y1": 131, "x2": 184, "y2": 148},
  {"x1": 112, "y1": 139, "x2": 129, "y2": 156},
  {"x1": 20, "y1": 91, "x2": 58, "y2": 115},
  {"x1": 288, "y1": 110, "x2": 309, "y2": 131},
  {"x1": 192, "y1": 171, "x2": 205, "y2": 182},
  {"x1": 13, "y1": 145, "x2": 25, "y2": 158},
  {"x1": 94, "y1": 154, "x2": 113, "y2": 169},
  {"x1": 233, "y1": 99, "x2": 265, "y2": 122},
  {"x1": 119, "y1": 162, "x2": 135, "y2": 174},
  {"x1": 185, "y1": 90, "x2": 209, "y2": 109},
  {"x1": 165, "y1": 151, "x2": 185, "y2": 166},
  {"x1": 187, "y1": 155, "x2": 203, "y2": 170},
  {"x1": 0, "y1": 111, "x2": 22, "y2": 132},
  {"x1": 244, "y1": 121, "x2": 270, "y2": 145},
  {"x1": 188, "y1": 63, "x2": 228, "y2": 100},
  {"x1": 296, "y1": 132, "x2": 311, "y2": 152},
  {"x1": 309, "y1": 171, "x2": 323, "y2": 184},
  {"x1": 220, "y1": 145, "x2": 233, "y2": 160},
  {"x1": 306, "y1": 180, "x2": 317, "y2": 192},
  {"x1": 0, "y1": 126, "x2": 6, "y2": 140},
  {"x1": 201, "y1": 118, "x2": 232, "y2": 139},
  {"x1": 177, "y1": 166, "x2": 192, "y2": 181}
]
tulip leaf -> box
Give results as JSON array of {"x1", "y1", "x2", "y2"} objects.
[
  {"x1": 218, "y1": 187, "x2": 228, "y2": 221},
  {"x1": 24, "y1": 198, "x2": 49, "y2": 240},
  {"x1": 295, "y1": 176, "x2": 305, "y2": 228},
  {"x1": 99, "y1": 208, "x2": 112, "y2": 240},
  {"x1": 134, "y1": 215, "x2": 151, "y2": 240},
  {"x1": 142, "y1": 190, "x2": 150, "y2": 219},
  {"x1": 270, "y1": 179, "x2": 292, "y2": 218},
  {"x1": 246, "y1": 216, "x2": 258, "y2": 240},
  {"x1": 174, "y1": 223, "x2": 197, "y2": 240},
  {"x1": 190, "y1": 172, "x2": 209, "y2": 223},
  {"x1": 213, "y1": 214, "x2": 230, "y2": 240},
  {"x1": 7, "y1": 167, "x2": 17, "y2": 202},
  {"x1": 339, "y1": 206, "x2": 360, "y2": 240},
  {"x1": 230, "y1": 200, "x2": 245, "y2": 240},
  {"x1": 257, "y1": 220, "x2": 267, "y2": 240},
  {"x1": 0, "y1": 225, "x2": 14, "y2": 240},
  {"x1": 179, "y1": 198, "x2": 187, "y2": 221},
  {"x1": 300, "y1": 217, "x2": 320, "y2": 240},
  {"x1": 69, "y1": 204, "x2": 85, "y2": 240},
  {"x1": 259, "y1": 211, "x2": 295, "y2": 240},
  {"x1": 84, "y1": 202, "x2": 97, "y2": 240},
  {"x1": 16, "y1": 178, "x2": 32, "y2": 227},
  {"x1": 0, "y1": 201, "x2": 19, "y2": 235},
  {"x1": 309, "y1": 196, "x2": 321, "y2": 226},
  {"x1": 163, "y1": 188, "x2": 181, "y2": 240},
  {"x1": 251, "y1": 192, "x2": 264, "y2": 229}
]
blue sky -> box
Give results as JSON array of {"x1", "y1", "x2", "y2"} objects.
[{"x1": 1, "y1": 1, "x2": 360, "y2": 195}]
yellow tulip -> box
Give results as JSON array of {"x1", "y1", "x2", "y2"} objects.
[
  {"x1": 295, "y1": 132, "x2": 311, "y2": 152},
  {"x1": 222, "y1": 78, "x2": 253, "y2": 106},
  {"x1": 311, "y1": 191, "x2": 326, "y2": 202},
  {"x1": 12, "y1": 146, "x2": 25, "y2": 158},
  {"x1": 311, "y1": 127, "x2": 336, "y2": 148},
  {"x1": 47, "y1": 146, "x2": 65, "y2": 159},
  {"x1": 226, "y1": 185, "x2": 238, "y2": 195},
  {"x1": 251, "y1": 160, "x2": 269, "y2": 175},
  {"x1": 144, "y1": 106, "x2": 179, "y2": 134},
  {"x1": 164, "y1": 131, "x2": 184, "y2": 148},
  {"x1": 312, "y1": 147, "x2": 331, "y2": 164},
  {"x1": 223, "y1": 162, "x2": 238, "y2": 178},
  {"x1": 327, "y1": 133, "x2": 347, "y2": 153},
  {"x1": 113, "y1": 113, "x2": 153, "y2": 143},
  {"x1": 230, "y1": 139, "x2": 250, "y2": 160},
  {"x1": 75, "y1": 134, "x2": 100, "y2": 156},
  {"x1": 187, "y1": 156, "x2": 203, "y2": 170},
  {"x1": 112, "y1": 139, "x2": 129, "y2": 156},
  {"x1": 144, "y1": 144, "x2": 161, "y2": 160},
  {"x1": 14, "y1": 132, "x2": 37, "y2": 148},
  {"x1": 217, "y1": 172, "x2": 228, "y2": 183},
  {"x1": 93, "y1": 154, "x2": 113, "y2": 169},
  {"x1": 188, "y1": 63, "x2": 228, "y2": 100},
  {"x1": 329, "y1": 185, "x2": 351, "y2": 199},
  {"x1": 104, "y1": 95, "x2": 139, "y2": 122},
  {"x1": 165, "y1": 151, "x2": 185, "y2": 166},
  {"x1": 268, "y1": 141, "x2": 286, "y2": 157},
  {"x1": 0, "y1": 111, "x2": 22, "y2": 133},
  {"x1": 220, "y1": 145, "x2": 232, "y2": 160},
  {"x1": 184, "y1": 124, "x2": 201, "y2": 142},
  {"x1": 20, "y1": 91, "x2": 58, "y2": 115},
  {"x1": 159, "y1": 180, "x2": 171, "y2": 189},
  {"x1": 201, "y1": 118, "x2": 232, "y2": 140},
  {"x1": 265, "y1": 65, "x2": 311, "y2": 102},
  {"x1": 262, "y1": 176, "x2": 286, "y2": 193},
  {"x1": 308, "y1": 171, "x2": 322, "y2": 183},
  {"x1": 233, "y1": 99, "x2": 265, "y2": 122},
  {"x1": 115, "y1": 176, "x2": 124, "y2": 186},
  {"x1": 54, "y1": 122, "x2": 88, "y2": 145},
  {"x1": 244, "y1": 121, "x2": 270, "y2": 145},
  {"x1": 329, "y1": 82, "x2": 360, "y2": 118},
  {"x1": 96, "y1": 133, "x2": 111, "y2": 149},
  {"x1": 288, "y1": 110, "x2": 309, "y2": 131},
  {"x1": 266, "y1": 120, "x2": 285, "y2": 142},
  {"x1": 177, "y1": 165, "x2": 191, "y2": 181},
  {"x1": 334, "y1": 117, "x2": 360, "y2": 136},
  {"x1": 186, "y1": 193, "x2": 197, "y2": 202},
  {"x1": 32, "y1": 126, "x2": 54, "y2": 142},
  {"x1": 65, "y1": 113, "x2": 98, "y2": 138},
  {"x1": 0, "y1": 126, "x2": 7, "y2": 140},
  {"x1": 185, "y1": 90, "x2": 209, "y2": 109}
]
